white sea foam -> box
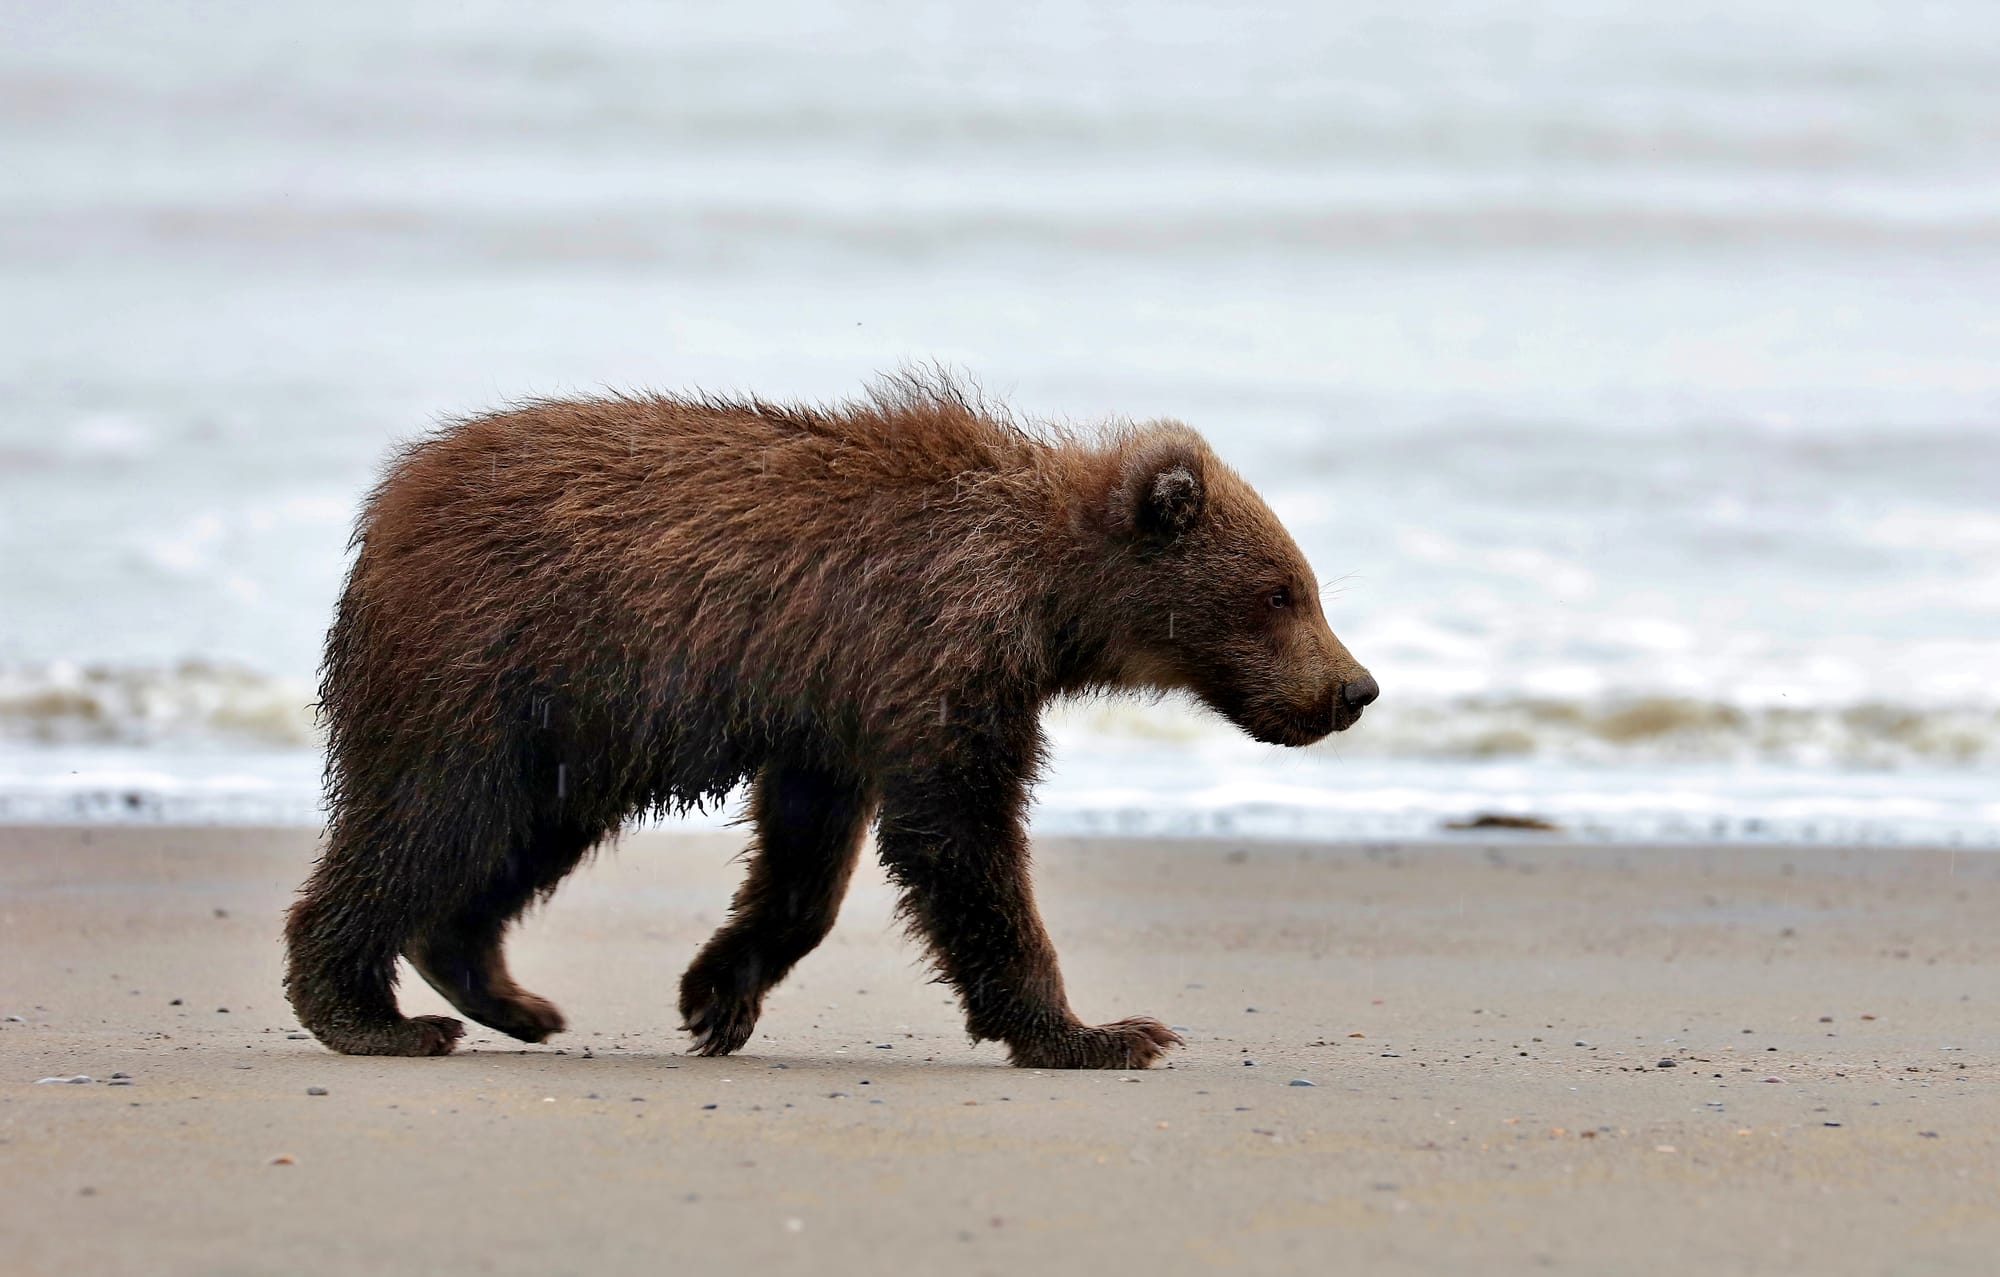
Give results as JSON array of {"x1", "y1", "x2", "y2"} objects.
[{"x1": 3, "y1": 739, "x2": 1993, "y2": 848}]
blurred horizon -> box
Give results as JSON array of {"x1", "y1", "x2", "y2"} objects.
[{"x1": 4, "y1": 0, "x2": 1996, "y2": 841}]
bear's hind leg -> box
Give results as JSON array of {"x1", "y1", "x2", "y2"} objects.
[
  {"x1": 408, "y1": 824, "x2": 596, "y2": 1044},
  {"x1": 680, "y1": 760, "x2": 874, "y2": 1057},
  {"x1": 285, "y1": 840, "x2": 465, "y2": 1057}
]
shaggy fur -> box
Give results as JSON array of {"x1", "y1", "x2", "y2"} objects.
[{"x1": 283, "y1": 374, "x2": 1376, "y2": 1067}]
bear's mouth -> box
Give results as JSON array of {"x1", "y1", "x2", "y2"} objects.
[
  {"x1": 1240, "y1": 702, "x2": 1361, "y2": 748},
  {"x1": 1280, "y1": 700, "x2": 1364, "y2": 746},
  {"x1": 1198, "y1": 680, "x2": 1364, "y2": 748}
]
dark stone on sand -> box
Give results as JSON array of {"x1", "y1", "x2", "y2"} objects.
[
  {"x1": 306, "y1": 1086, "x2": 328, "y2": 1096},
  {"x1": 1444, "y1": 813, "x2": 1561, "y2": 832}
]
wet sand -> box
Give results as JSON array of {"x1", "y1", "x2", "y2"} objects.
[{"x1": 3, "y1": 825, "x2": 1996, "y2": 1275}]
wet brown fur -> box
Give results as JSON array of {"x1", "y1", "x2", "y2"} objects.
[{"x1": 283, "y1": 372, "x2": 1373, "y2": 1067}]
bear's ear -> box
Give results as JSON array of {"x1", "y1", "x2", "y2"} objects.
[{"x1": 1110, "y1": 438, "x2": 1207, "y2": 546}]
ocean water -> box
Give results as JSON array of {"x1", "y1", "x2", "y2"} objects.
[{"x1": 4, "y1": 1, "x2": 1997, "y2": 843}]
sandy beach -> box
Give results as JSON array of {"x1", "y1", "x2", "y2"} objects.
[{"x1": 3, "y1": 826, "x2": 1996, "y2": 1275}]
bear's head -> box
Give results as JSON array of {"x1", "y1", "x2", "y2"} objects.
[{"x1": 1093, "y1": 424, "x2": 1377, "y2": 748}]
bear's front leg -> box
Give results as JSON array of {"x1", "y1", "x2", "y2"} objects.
[{"x1": 874, "y1": 735, "x2": 1180, "y2": 1070}]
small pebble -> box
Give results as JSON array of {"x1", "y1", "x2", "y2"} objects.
[
  {"x1": 3, "y1": 1014, "x2": 24, "y2": 1023},
  {"x1": 287, "y1": 1032, "x2": 311, "y2": 1040},
  {"x1": 269, "y1": 1155, "x2": 295, "y2": 1166},
  {"x1": 169, "y1": 999, "x2": 182, "y2": 1006},
  {"x1": 1288, "y1": 1079, "x2": 1315, "y2": 1087},
  {"x1": 1656, "y1": 1058, "x2": 1677, "y2": 1069},
  {"x1": 1242, "y1": 1059, "x2": 1258, "y2": 1067},
  {"x1": 36, "y1": 1075, "x2": 92, "y2": 1084},
  {"x1": 701, "y1": 1103, "x2": 718, "y2": 1110},
  {"x1": 306, "y1": 1087, "x2": 328, "y2": 1096}
]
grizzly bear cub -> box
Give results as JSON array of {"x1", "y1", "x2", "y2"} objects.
[{"x1": 284, "y1": 374, "x2": 1376, "y2": 1069}]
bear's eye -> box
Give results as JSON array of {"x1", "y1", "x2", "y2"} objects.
[{"x1": 1267, "y1": 586, "x2": 1292, "y2": 610}]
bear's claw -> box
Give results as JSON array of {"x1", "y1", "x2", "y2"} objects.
[
  {"x1": 1007, "y1": 1016, "x2": 1182, "y2": 1070},
  {"x1": 310, "y1": 1013, "x2": 464, "y2": 1057},
  {"x1": 401, "y1": 1014, "x2": 467, "y2": 1056},
  {"x1": 481, "y1": 993, "x2": 566, "y2": 1044},
  {"x1": 680, "y1": 988, "x2": 760, "y2": 1057}
]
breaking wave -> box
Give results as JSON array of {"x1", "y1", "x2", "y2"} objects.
[
  {"x1": 1, "y1": 661, "x2": 1991, "y2": 773},
  {"x1": 0, "y1": 661, "x2": 316, "y2": 749},
  {"x1": 1053, "y1": 694, "x2": 1999, "y2": 771}
]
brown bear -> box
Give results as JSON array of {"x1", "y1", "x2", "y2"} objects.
[{"x1": 283, "y1": 373, "x2": 1376, "y2": 1069}]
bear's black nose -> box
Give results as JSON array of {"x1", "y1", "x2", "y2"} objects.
[{"x1": 1341, "y1": 673, "x2": 1380, "y2": 708}]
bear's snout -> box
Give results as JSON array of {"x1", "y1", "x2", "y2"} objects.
[
  {"x1": 1326, "y1": 670, "x2": 1379, "y2": 734},
  {"x1": 1342, "y1": 672, "x2": 1380, "y2": 708}
]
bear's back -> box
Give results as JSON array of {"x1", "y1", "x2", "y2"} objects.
[{"x1": 339, "y1": 391, "x2": 1072, "y2": 744}]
